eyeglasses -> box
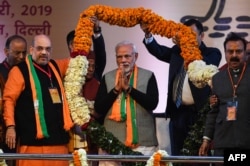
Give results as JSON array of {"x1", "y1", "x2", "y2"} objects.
[
  {"x1": 226, "y1": 49, "x2": 244, "y2": 55},
  {"x1": 116, "y1": 54, "x2": 133, "y2": 60},
  {"x1": 34, "y1": 46, "x2": 52, "y2": 53}
]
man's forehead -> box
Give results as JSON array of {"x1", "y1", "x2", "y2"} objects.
[
  {"x1": 34, "y1": 35, "x2": 51, "y2": 44},
  {"x1": 10, "y1": 39, "x2": 26, "y2": 46},
  {"x1": 34, "y1": 41, "x2": 51, "y2": 47},
  {"x1": 117, "y1": 46, "x2": 133, "y2": 52},
  {"x1": 226, "y1": 41, "x2": 244, "y2": 47}
]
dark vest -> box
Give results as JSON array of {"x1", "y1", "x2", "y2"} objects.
[{"x1": 15, "y1": 60, "x2": 69, "y2": 146}]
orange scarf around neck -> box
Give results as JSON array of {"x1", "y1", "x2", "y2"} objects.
[
  {"x1": 26, "y1": 55, "x2": 73, "y2": 139},
  {"x1": 109, "y1": 65, "x2": 138, "y2": 148}
]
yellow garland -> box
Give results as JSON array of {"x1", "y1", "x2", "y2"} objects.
[{"x1": 73, "y1": 5, "x2": 202, "y2": 68}]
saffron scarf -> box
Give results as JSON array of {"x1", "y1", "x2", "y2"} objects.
[
  {"x1": 109, "y1": 65, "x2": 138, "y2": 148},
  {"x1": 26, "y1": 55, "x2": 73, "y2": 139}
]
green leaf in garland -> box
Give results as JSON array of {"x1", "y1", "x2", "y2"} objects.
[
  {"x1": 86, "y1": 121, "x2": 145, "y2": 166},
  {"x1": 181, "y1": 100, "x2": 213, "y2": 156}
]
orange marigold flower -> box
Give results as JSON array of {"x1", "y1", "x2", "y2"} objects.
[{"x1": 74, "y1": 4, "x2": 202, "y2": 68}]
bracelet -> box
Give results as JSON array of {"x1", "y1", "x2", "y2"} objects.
[{"x1": 94, "y1": 26, "x2": 101, "y2": 33}]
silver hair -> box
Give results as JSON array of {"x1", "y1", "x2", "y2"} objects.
[{"x1": 115, "y1": 40, "x2": 138, "y2": 54}]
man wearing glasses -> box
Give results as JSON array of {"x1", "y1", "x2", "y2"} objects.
[{"x1": 3, "y1": 34, "x2": 73, "y2": 166}]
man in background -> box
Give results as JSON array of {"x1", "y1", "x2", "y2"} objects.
[
  {"x1": 0, "y1": 34, "x2": 27, "y2": 166},
  {"x1": 140, "y1": 19, "x2": 221, "y2": 156},
  {"x1": 0, "y1": 35, "x2": 27, "y2": 80},
  {"x1": 199, "y1": 33, "x2": 249, "y2": 164}
]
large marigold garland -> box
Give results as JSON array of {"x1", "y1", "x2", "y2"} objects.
[
  {"x1": 73, "y1": 5, "x2": 202, "y2": 68},
  {"x1": 68, "y1": 5, "x2": 203, "y2": 126},
  {"x1": 68, "y1": 4, "x2": 209, "y2": 166}
]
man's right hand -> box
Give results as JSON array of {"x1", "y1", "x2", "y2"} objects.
[
  {"x1": 209, "y1": 95, "x2": 218, "y2": 108},
  {"x1": 90, "y1": 16, "x2": 100, "y2": 31},
  {"x1": 140, "y1": 23, "x2": 152, "y2": 37},
  {"x1": 5, "y1": 126, "x2": 16, "y2": 149},
  {"x1": 199, "y1": 140, "x2": 210, "y2": 156}
]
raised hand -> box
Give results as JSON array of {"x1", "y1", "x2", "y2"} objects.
[
  {"x1": 90, "y1": 16, "x2": 100, "y2": 31},
  {"x1": 140, "y1": 23, "x2": 151, "y2": 37}
]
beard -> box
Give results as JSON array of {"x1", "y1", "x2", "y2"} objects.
[{"x1": 124, "y1": 66, "x2": 131, "y2": 74}]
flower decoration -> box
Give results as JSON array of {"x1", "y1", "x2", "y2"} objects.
[
  {"x1": 70, "y1": 148, "x2": 88, "y2": 166},
  {"x1": 66, "y1": 4, "x2": 205, "y2": 166},
  {"x1": 187, "y1": 60, "x2": 219, "y2": 88},
  {"x1": 67, "y1": 5, "x2": 203, "y2": 126},
  {"x1": 74, "y1": 5, "x2": 202, "y2": 68},
  {"x1": 87, "y1": 121, "x2": 145, "y2": 166},
  {"x1": 67, "y1": 4, "x2": 204, "y2": 127},
  {"x1": 0, "y1": 149, "x2": 7, "y2": 166},
  {"x1": 181, "y1": 101, "x2": 212, "y2": 156},
  {"x1": 64, "y1": 55, "x2": 90, "y2": 126},
  {"x1": 146, "y1": 150, "x2": 172, "y2": 166}
]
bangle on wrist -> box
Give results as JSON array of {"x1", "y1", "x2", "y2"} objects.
[{"x1": 94, "y1": 26, "x2": 101, "y2": 33}]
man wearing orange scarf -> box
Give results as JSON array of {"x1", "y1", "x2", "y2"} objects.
[
  {"x1": 95, "y1": 40, "x2": 159, "y2": 166},
  {"x1": 3, "y1": 34, "x2": 73, "y2": 166}
]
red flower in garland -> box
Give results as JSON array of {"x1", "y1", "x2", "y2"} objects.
[
  {"x1": 81, "y1": 117, "x2": 95, "y2": 130},
  {"x1": 70, "y1": 50, "x2": 89, "y2": 58}
]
